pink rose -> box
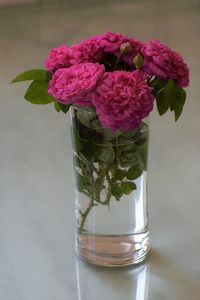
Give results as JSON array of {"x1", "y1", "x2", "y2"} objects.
[
  {"x1": 44, "y1": 45, "x2": 74, "y2": 72},
  {"x1": 70, "y1": 37, "x2": 104, "y2": 65},
  {"x1": 97, "y1": 32, "x2": 129, "y2": 52},
  {"x1": 48, "y1": 63, "x2": 105, "y2": 106},
  {"x1": 121, "y1": 38, "x2": 144, "y2": 66},
  {"x1": 92, "y1": 70, "x2": 154, "y2": 131},
  {"x1": 97, "y1": 32, "x2": 144, "y2": 67},
  {"x1": 141, "y1": 40, "x2": 189, "y2": 87}
]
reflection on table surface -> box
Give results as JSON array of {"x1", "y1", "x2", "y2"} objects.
[
  {"x1": 76, "y1": 259, "x2": 149, "y2": 300},
  {"x1": 75, "y1": 249, "x2": 200, "y2": 300}
]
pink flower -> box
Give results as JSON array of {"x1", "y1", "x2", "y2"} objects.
[
  {"x1": 48, "y1": 63, "x2": 105, "y2": 106},
  {"x1": 122, "y1": 38, "x2": 144, "y2": 66},
  {"x1": 70, "y1": 37, "x2": 104, "y2": 65},
  {"x1": 141, "y1": 40, "x2": 189, "y2": 87},
  {"x1": 92, "y1": 70, "x2": 154, "y2": 131},
  {"x1": 44, "y1": 33, "x2": 144, "y2": 73},
  {"x1": 97, "y1": 32, "x2": 129, "y2": 52},
  {"x1": 97, "y1": 32, "x2": 144, "y2": 67},
  {"x1": 44, "y1": 45, "x2": 73, "y2": 72}
]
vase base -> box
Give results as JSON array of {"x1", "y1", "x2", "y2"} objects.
[{"x1": 76, "y1": 231, "x2": 150, "y2": 267}]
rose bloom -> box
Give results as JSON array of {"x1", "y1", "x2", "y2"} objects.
[
  {"x1": 44, "y1": 45, "x2": 74, "y2": 72},
  {"x1": 70, "y1": 37, "x2": 104, "y2": 65},
  {"x1": 48, "y1": 63, "x2": 105, "y2": 106},
  {"x1": 96, "y1": 32, "x2": 144, "y2": 67},
  {"x1": 44, "y1": 33, "x2": 144, "y2": 73},
  {"x1": 97, "y1": 31, "x2": 129, "y2": 52},
  {"x1": 141, "y1": 40, "x2": 189, "y2": 87},
  {"x1": 122, "y1": 38, "x2": 144, "y2": 66},
  {"x1": 92, "y1": 70, "x2": 154, "y2": 131}
]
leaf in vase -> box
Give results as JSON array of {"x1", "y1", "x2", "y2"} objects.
[
  {"x1": 120, "y1": 149, "x2": 143, "y2": 168},
  {"x1": 77, "y1": 110, "x2": 95, "y2": 128},
  {"x1": 121, "y1": 181, "x2": 136, "y2": 194},
  {"x1": 111, "y1": 184, "x2": 123, "y2": 200},
  {"x1": 126, "y1": 164, "x2": 143, "y2": 180},
  {"x1": 81, "y1": 141, "x2": 95, "y2": 160},
  {"x1": 138, "y1": 142, "x2": 148, "y2": 171},
  {"x1": 99, "y1": 145, "x2": 115, "y2": 162},
  {"x1": 77, "y1": 125, "x2": 91, "y2": 141},
  {"x1": 72, "y1": 129, "x2": 83, "y2": 153},
  {"x1": 114, "y1": 169, "x2": 126, "y2": 181},
  {"x1": 76, "y1": 173, "x2": 86, "y2": 192},
  {"x1": 95, "y1": 127, "x2": 122, "y2": 138}
]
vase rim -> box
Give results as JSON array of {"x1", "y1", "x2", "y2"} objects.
[{"x1": 71, "y1": 104, "x2": 96, "y2": 115}]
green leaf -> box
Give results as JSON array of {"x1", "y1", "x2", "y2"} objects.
[
  {"x1": 25, "y1": 80, "x2": 55, "y2": 104},
  {"x1": 76, "y1": 173, "x2": 86, "y2": 192},
  {"x1": 81, "y1": 142, "x2": 95, "y2": 160},
  {"x1": 96, "y1": 127, "x2": 122, "y2": 138},
  {"x1": 54, "y1": 102, "x2": 61, "y2": 112},
  {"x1": 156, "y1": 90, "x2": 170, "y2": 115},
  {"x1": 119, "y1": 129, "x2": 137, "y2": 138},
  {"x1": 120, "y1": 149, "x2": 144, "y2": 169},
  {"x1": 164, "y1": 79, "x2": 174, "y2": 104},
  {"x1": 72, "y1": 128, "x2": 83, "y2": 153},
  {"x1": 126, "y1": 165, "x2": 142, "y2": 180},
  {"x1": 111, "y1": 184, "x2": 123, "y2": 200},
  {"x1": 114, "y1": 169, "x2": 126, "y2": 181},
  {"x1": 150, "y1": 78, "x2": 167, "y2": 96},
  {"x1": 77, "y1": 110, "x2": 95, "y2": 128},
  {"x1": 72, "y1": 117, "x2": 97, "y2": 160},
  {"x1": 138, "y1": 142, "x2": 148, "y2": 171},
  {"x1": 169, "y1": 85, "x2": 186, "y2": 121},
  {"x1": 99, "y1": 145, "x2": 115, "y2": 162},
  {"x1": 55, "y1": 102, "x2": 70, "y2": 113},
  {"x1": 11, "y1": 69, "x2": 52, "y2": 83},
  {"x1": 154, "y1": 78, "x2": 186, "y2": 121},
  {"x1": 174, "y1": 105, "x2": 185, "y2": 121},
  {"x1": 155, "y1": 79, "x2": 176, "y2": 116},
  {"x1": 121, "y1": 181, "x2": 136, "y2": 195}
]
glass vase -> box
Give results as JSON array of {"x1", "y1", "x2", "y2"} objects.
[{"x1": 70, "y1": 105, "x2": 150, "y2": 267}]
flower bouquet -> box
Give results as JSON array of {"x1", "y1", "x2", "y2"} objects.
[{"x1": 12, "y1": 32, "x2": 189, "y2": 267}]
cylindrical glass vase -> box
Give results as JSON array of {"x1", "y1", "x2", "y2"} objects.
[{"x1": 70, "y1": 105, "x2": 150, "y2": 267}]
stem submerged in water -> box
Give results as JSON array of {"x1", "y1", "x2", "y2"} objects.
[
  {"x1": 78, "y1": 162, "x2": 113, "y2": 233},
  {"x1": 79, "y1": 199, "x2": 96, "y2": 233},
  {"x1": 73, "y1": 109, "x2": 148, "y2": 234}
]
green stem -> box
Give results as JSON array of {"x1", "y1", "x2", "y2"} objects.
[
  {"x1": 114, "y1": 53, "x2": 122, "y2": 70},
  {"x1": 95, "y1": 163, "x2": 112, "y2": 205},
  {"x1": 115, "y1": 136, "x2": 121, "y2": 163},
  {"x1": 78, "y1": 163, "x2": 112, "y2": 232},
  {"x1": 78, "y1": 198, "x2": 96, "y2": 233}
]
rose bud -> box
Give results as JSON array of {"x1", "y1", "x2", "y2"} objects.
[
  {"x1": 133, "y1": 53, "x2": 144, "y2": 69},
  {"x1": 120, "y1": 42, "x2": 132, "y2": 55}
]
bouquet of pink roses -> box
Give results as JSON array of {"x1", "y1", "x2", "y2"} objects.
[
  {"x1": 12, "y1": 31, "x2": 189, "y2": 129},
  {"x1": 12, "y1": 32, "x2": 189, "y2": 234}
]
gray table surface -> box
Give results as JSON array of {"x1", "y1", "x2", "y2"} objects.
[{"x1": 0, "y1": 0, "x2": 200, "y2": 299}]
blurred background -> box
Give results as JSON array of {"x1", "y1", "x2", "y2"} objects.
[{"x1": 0, "y1": 0, "x2": 200, "y2": 299}]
